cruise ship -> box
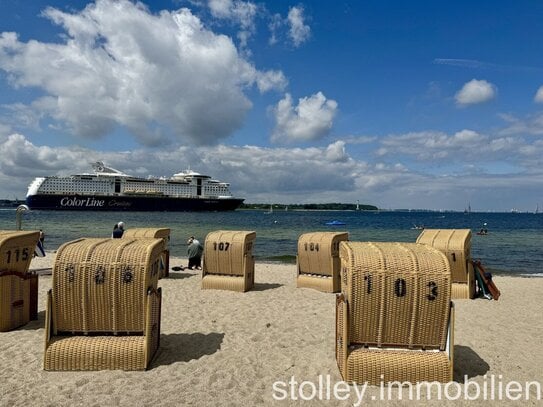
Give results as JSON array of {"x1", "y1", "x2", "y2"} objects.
[{"x1": 25, "y1": 162, "x2": 244, "y2": 211}]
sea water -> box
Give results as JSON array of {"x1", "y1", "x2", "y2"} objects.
[{"x1": 1, "y1": 209, "x2": 541, "y2": 275}]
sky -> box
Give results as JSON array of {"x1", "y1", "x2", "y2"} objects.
[{"x1": 1, "y1": 0, "x2": 543, "y2": 211}]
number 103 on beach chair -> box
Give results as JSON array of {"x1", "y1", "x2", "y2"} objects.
[{"x1": 336, "y1": 242, "x2": 454, "y2": 385}]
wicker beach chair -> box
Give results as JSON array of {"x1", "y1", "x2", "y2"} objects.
[
  {"x1": 44, "y1": 238, "x2": 163, "y2": 371},
  {"x1": 123, "y1": 228, "x2": 170, "y2": 278},
  {"x1": 416, "y1": 229, "x2": 475, "y2": 299},
  {"x1": 201, "y1": 231, "x2": 256, "y2": 292},
  {"x1": 296, "y1": 232, "x2": 348, "y2": 293},
  {"x1": 0, "y1": 230, "x2": 41, "y2": 331},
  {"x1": 336, "y1": 242, "x2": 454, "y2": 385}
]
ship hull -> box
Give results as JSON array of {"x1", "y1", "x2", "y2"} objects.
[{"x1": 26, "y1": 194, "x2": 244, "y2": 211}]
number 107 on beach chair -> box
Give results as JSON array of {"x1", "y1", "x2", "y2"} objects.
[
  {"x1": 336, "y1": 242, "x2": 454, "y2": 385},
  {"x1": 201, "y1": 231, "x2": 256, "y2": 292}
]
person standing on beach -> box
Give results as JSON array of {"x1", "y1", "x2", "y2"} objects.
[
  {"x1": 34, "y1": 228, "x2": 46, "y2": 257},
  {"x1": 187, "y1": 236, "x2": 203, "y2": 270},
  {"x1": 112, "y1": 222, "x2": 125, "y2": 238}
]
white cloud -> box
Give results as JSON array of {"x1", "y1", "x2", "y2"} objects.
[
  {"x1": 498, "y1": 112, "x2": 543, "y2": 136},
  {"x1": 0, "y1": 133, "x2": 360, "y2": 201},
  {"x1": 455, "y1": 79, "x2": 497, "y2": 106},
  {"x1": 271, "y1": 92, "x2": 338, "y2": 143},
  {"x1": 287, "y1": 6, "x2": 310, "y2": 47},
  {"x1": 267, "y1": 13, "x2": 283, "y2": 45},
  {"x1": 375, "y1": 128, "x2": 542, "y2": 165},
  {"x1": 207, "y1": 0, "x2": 258, "y2": 48},
  {"x1": 325, "y1": 140, "x2": 348, "y2": 162},
  {"x1": 2, "y1": 133, "x2": 543, "y2": 211},
  {"x1": 255, "y1": 70, "x2": 288, "y2": 93},
  {"x1": 0, "y1": 0, "x2": 285, "y2": 146},
  {"x1": 535, "y1": 86, "x2": 543, "y2": 103}
]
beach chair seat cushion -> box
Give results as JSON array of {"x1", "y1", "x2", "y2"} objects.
[
  {"x1": 345, "y1": 347, "x2": 453, "y2": 384},
  {"x1": 44, "y1": 335, "x2": 148, "y2": 371}
]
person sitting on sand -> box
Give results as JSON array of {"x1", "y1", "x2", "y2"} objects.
[{"x1": 187, "y1": 236, "x2": 203, "y2": 270}]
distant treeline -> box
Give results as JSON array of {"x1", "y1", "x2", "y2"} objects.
[
  {"x1": 0, "y1": 199, "x2": 25, "y2": 208},
  {"x1": 240, "y1": 203, "x2": 379, "y2": 211}
]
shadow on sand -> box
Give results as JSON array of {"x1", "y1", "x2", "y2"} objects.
[
  {"x1": 18, "y1": 311, "x2": 46, "y2": 330},
  {"x1": 252, "y1": 283, "x2": 283, "y2": 292},
  {"x1": 151, "y1": 332, "x2": 225, "y2": 367},
  {"x1": 454, "y1": 345, "x2": 490, "y2": 382},
  {"x1": 166, "y1": 272, "x2": 196, "y2": 280}
]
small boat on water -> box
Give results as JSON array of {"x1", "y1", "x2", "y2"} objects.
[{"x1": 325, "y1": 220, "x2": 346, "y2": 226}]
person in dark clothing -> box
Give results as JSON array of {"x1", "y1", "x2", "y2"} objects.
[
  {"x1": 112, "y1": 222, "x2": 125, "y2": 238},
  {"x1": 187, "y1": 236, "x2": 203, "y2": 270}
]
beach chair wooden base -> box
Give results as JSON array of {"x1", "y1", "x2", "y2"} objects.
[
  {"x1": 0, "y1": 272, "x2": 39, "y2": 332},
  {"x1": 201, "y1": 273, "x2": 253, "y2": 292},
  {"x1": 296, "y1": 273, "x2": 339, "y2": 293},
  {"x1": 44, "y1": 288, "x2": 161, "y2": 371},
  {"x1": 343, "y1": 347, "x2": 453, "y2": 385},
  {"x1": 451, "y1": 281, "x2": 475, "y2": 299}
]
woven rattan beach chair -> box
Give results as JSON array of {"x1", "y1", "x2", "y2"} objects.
[
  {"x1": 201, "y1": 230, "x2": 256, "y2": 292},
  {"x1": 0, "y1": 230, "x2": 41, "y2": 331},
  {"x1": 44, "y1": 238, "x2": 163, "y2": 371},
  {"x1": 123, "y1": 228, "x2": 170, "y2": 278},
  {"x1": 416, "y1": 229, "x2": 475, "y2": 299},
  {"x1": 336, "y1": 242, "x2": 454, "y2": 385},
  {"x1": 297, "y1": 232, "x2": 348, "y2": 293}
]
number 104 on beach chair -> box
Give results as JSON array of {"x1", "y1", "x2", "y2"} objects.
[{"x1": 296, "y1": 232, "x2": 348, "y2": 293}]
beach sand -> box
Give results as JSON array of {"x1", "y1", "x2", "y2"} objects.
[{"x1": 0, "y1": 253, "x2": 541, "y2": 406}]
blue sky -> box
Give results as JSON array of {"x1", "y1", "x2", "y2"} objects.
[{"x1": 1, "y1": 0, "x2": 543, "y2": 211}]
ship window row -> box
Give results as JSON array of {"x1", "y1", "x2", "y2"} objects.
[
  {"x1": 42, "y1": 179, "x2": 111, "y2": 194},
  {"x1": 40, "y1": 179, "x2": 230, "y2": 196}
]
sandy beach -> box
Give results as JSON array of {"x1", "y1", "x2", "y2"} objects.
[{"x1": 0, "y1": 253, "x2": 542, "y2": 406}]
